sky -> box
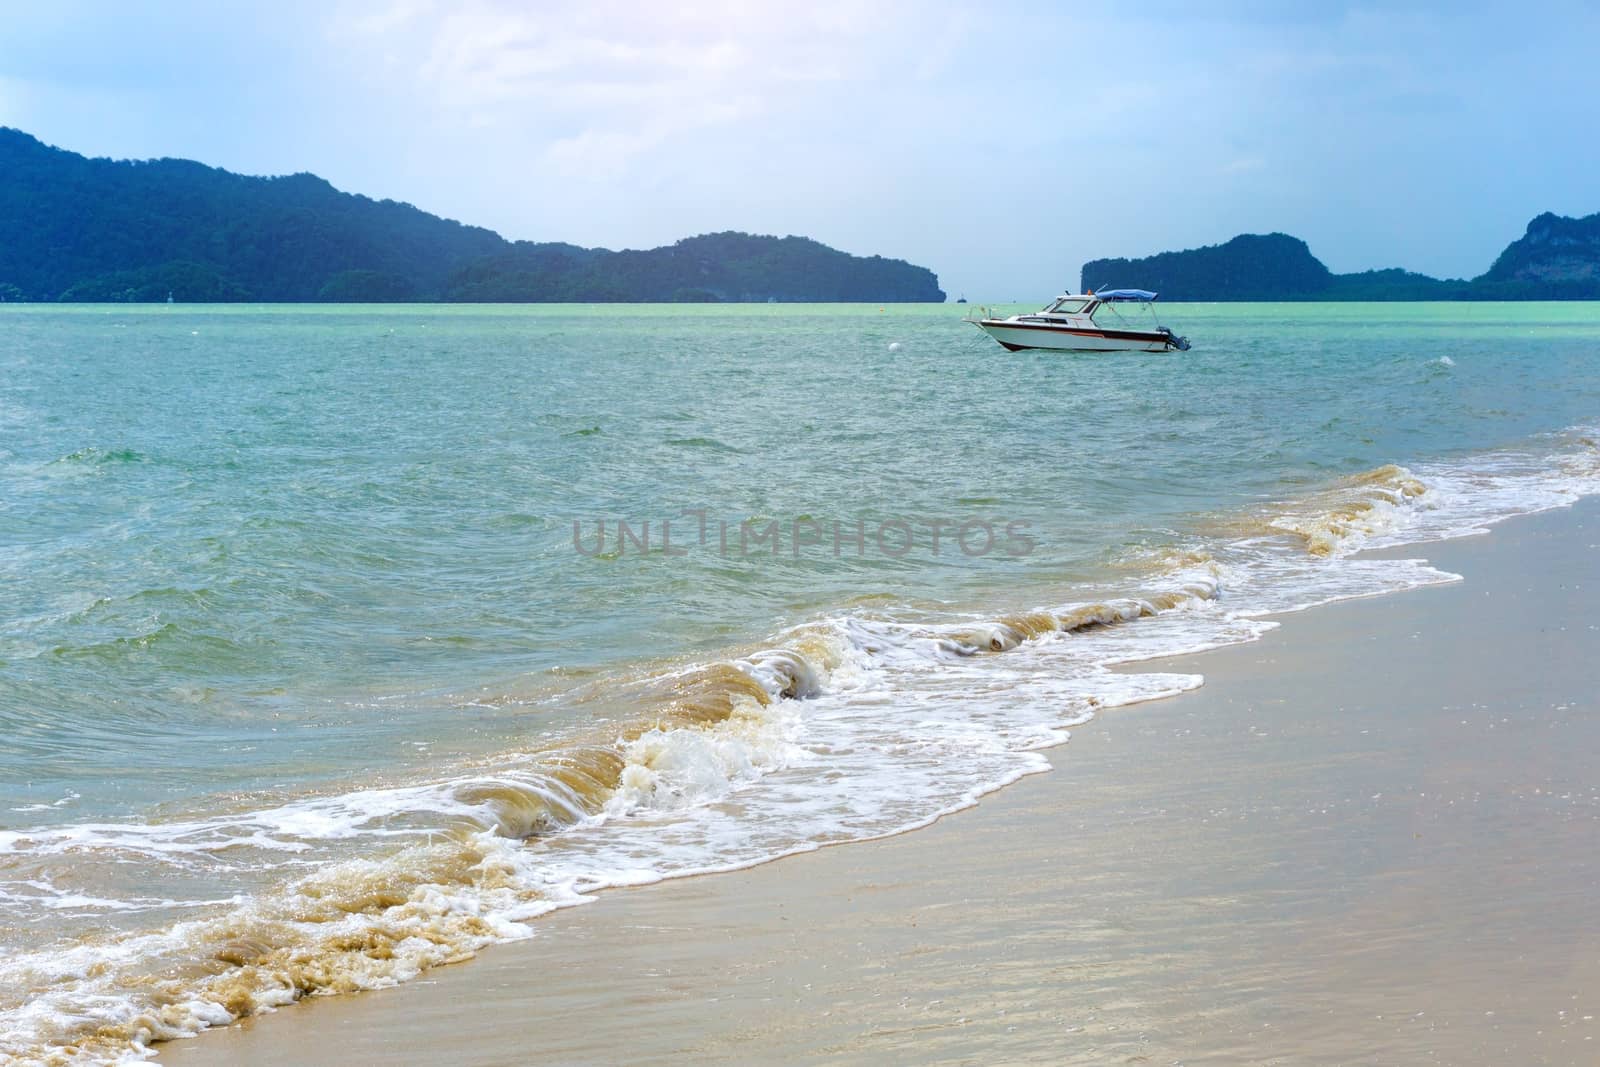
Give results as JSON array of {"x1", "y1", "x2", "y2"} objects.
[{"x1": 2, "y1": 0, "x2": 1598, "y2": 299}]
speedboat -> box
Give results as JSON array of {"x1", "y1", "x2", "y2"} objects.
[{"x1": 966, "y1": 289, "x2": 1190, "y2": 352}]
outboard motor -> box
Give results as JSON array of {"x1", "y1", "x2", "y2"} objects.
[{"x1": 1156, "y1": 327, "x2": 1192, "y2": 352}]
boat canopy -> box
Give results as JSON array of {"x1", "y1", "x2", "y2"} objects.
[{"x1": 1093, "y1": 289, "x2": 1159, "y2": 302}]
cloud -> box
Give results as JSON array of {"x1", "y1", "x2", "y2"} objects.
[
  {"x1": 333, "y1": 0, "x2": 435, "y2": 37},
  {"x1": 331, "y1": 0, "x2": 899, "y2": 174},
  {"x1": 541, "y1": 95, "x2": 759, "y2": 175}
]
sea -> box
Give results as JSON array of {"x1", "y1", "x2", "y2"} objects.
[{"x1": 2, "y1": 302, "x2": 1598, "y2": 1062}]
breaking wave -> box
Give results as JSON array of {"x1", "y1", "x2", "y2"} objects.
[{"x1": 3, "y1": 424, "x2": 1599, "y2": 1064}]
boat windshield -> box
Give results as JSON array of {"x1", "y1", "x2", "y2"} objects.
[
  {"x1": 1045, "y1": 299, "x2": 1090, "y2": 314},
  {"x1": 1090, "y1": 300, "x2": 1159, "y2": 327}
]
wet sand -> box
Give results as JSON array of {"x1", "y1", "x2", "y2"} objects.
[{"x1": 161, "y1": 499, "x2": 1600, "y2": 1066}]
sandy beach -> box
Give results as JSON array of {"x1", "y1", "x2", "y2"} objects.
[{"x1": 160, "y1": 498, "x2": 1600, "y2": 1066}]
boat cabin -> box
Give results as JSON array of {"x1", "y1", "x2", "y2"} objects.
[{"x1": 1021, "y1": 289, "x2": 1162, "y2": 325}]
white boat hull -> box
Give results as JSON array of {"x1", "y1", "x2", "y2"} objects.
[{"x1": 974, "y1": 320, "x2": 1177, "y2": 353}]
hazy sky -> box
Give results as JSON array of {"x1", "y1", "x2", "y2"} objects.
[{"x1": 3, "y1": 0, "x2": 1597, "y2": 298}]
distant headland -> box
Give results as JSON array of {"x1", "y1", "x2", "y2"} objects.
[
  {"x1": 1081, "y1": 215, "x2": 1600, "y2": 301},
  {"x1": 0, "y1": 128, "x2": 944, "y2": 304}
]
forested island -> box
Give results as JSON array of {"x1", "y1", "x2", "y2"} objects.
[
  {"x1": 0, "y1": 128, "x2": 944, "y2": 303},
  {"x1": 1081, "y1": 215, "x2": 1600, "y2": 301}
]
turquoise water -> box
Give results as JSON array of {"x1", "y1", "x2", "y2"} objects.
[
  {"x1": 2, "y1": 302, "x2": 1599, "y2": 1061},
  {"x1": 5, "y1": 303, "x2": 1597, "y2": 805}
]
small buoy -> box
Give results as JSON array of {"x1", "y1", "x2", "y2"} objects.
[{"x1": 888, "y1": 342, "x2": 902, "y2": 352}]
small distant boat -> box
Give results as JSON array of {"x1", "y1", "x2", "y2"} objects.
[{"x1": 966, "y1": 289, "x2": 1189, "y2": 352}]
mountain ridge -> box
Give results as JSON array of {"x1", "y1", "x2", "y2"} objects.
[
  {"x1": 0, "y1": 128, "x2": 944, "y2": 303},
  {"x1": 1080, "y1": 216, "x2": 1600, "y2": 300}
]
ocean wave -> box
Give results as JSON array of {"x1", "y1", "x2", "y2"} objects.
[
  {"x1": 4, "y1": 423, "x2": 1599, "y2": 1064},
  {"x1": 49, "y1": 447, "x2": 150, "y2": 467},
  {"x1": 0, "y1": 570, "x2": 1224, "y2": 1063},
  {"x1": 1267, "y1": 463, "x2": 1431, "y2": 557}
]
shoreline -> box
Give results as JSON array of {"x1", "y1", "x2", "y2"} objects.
[{"x1": 160, "y1": 498, "x2": 1600, "y2": 1065}]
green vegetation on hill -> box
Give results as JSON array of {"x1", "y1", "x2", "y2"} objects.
[
  {"x1": 1081, "y1": 214, "x2": 1600, "y2": 301},
  {"x1": 1323, "y1": 268, "x2": 1469, "y2": 301},
  {"x1": 0, "y1": 128, "x2": 944, "y2": 303},
  {"x1": 1475, "y1": 212, "x2": 1600, "y2": 298},
  {"x1": 435, "y1": 231, "x2": 940, "y2": 303},
  {"x1": 1081, "y1": 234, "x2": 1332, "y2": 301}
]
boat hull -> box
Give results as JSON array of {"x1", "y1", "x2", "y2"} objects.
[{"x1": 974, "y1": 320, "x2": 1176, "y2": 352}]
